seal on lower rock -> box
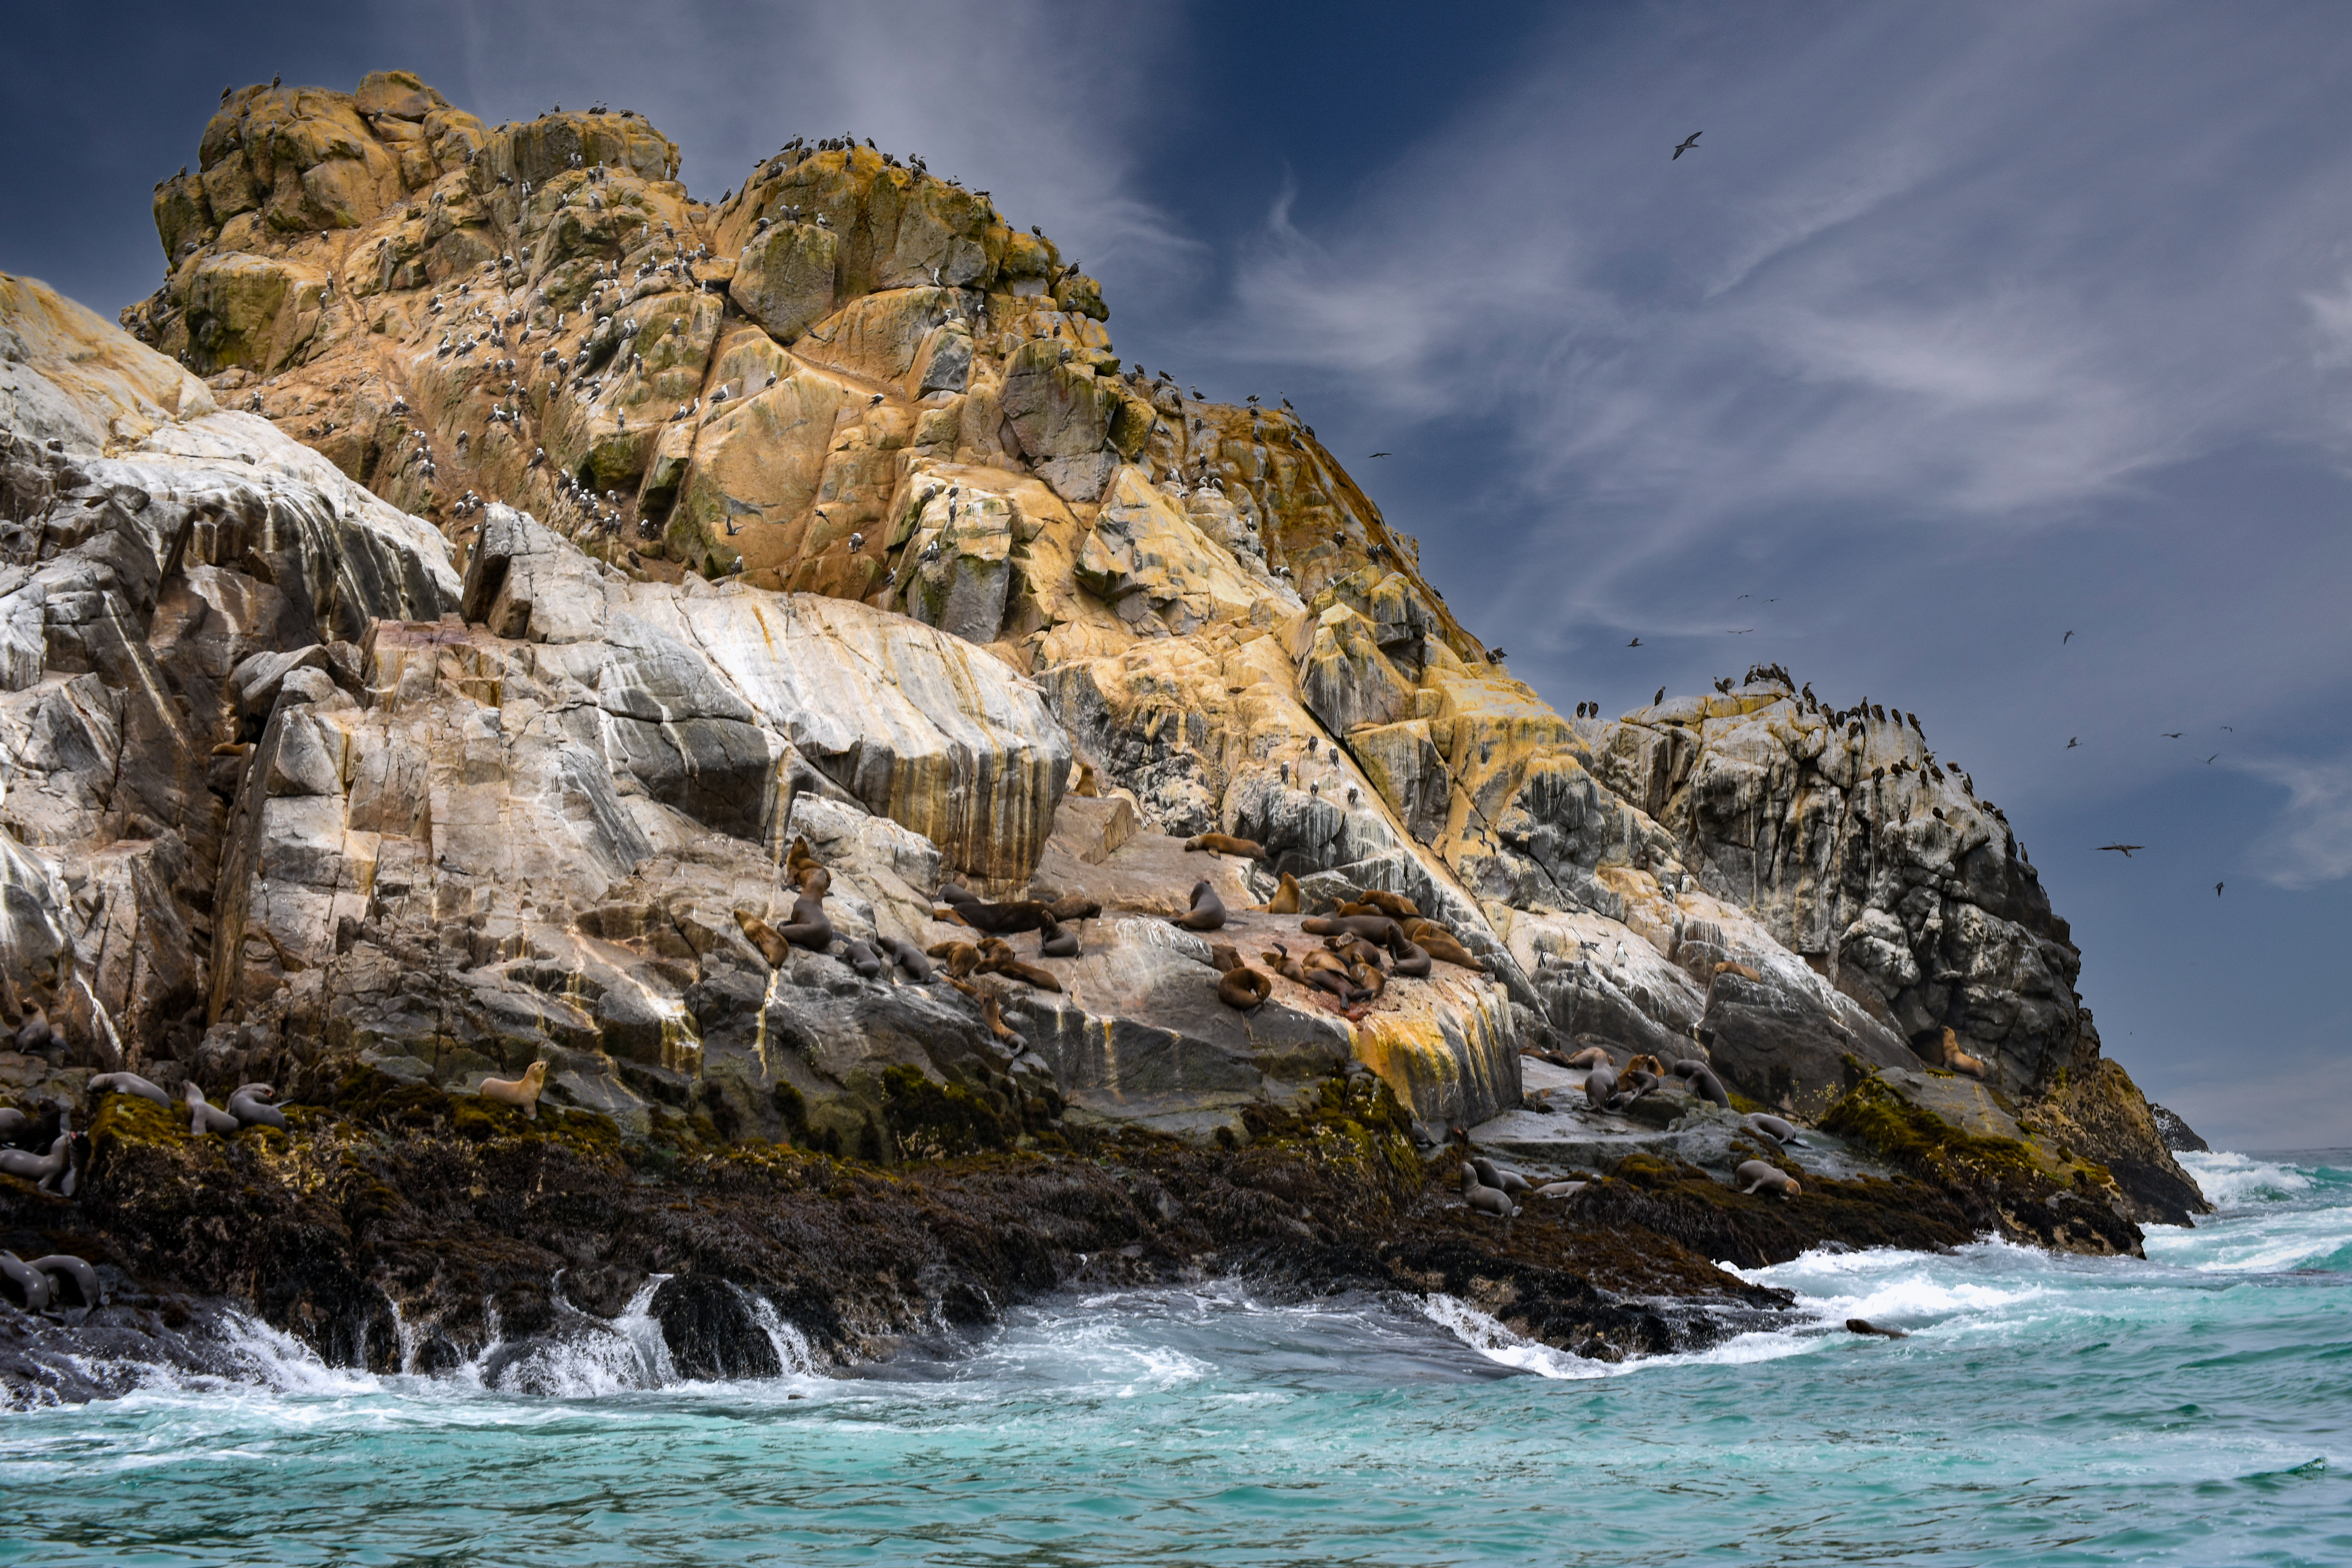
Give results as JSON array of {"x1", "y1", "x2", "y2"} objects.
[
  {"x1": 183, "y1": 1081, "x2": 241, "y2": 1136},
  {"x1": 1671, "y1": 1059, "x2": 1731, "y2": 1108},
  {"x1": 1460, "y1": 1164, "x2": 1519, "y2": 1218},
  {"x1": 1185, "y1": 832, "x2": 1263, "y2": 860},
  {"x1": 1470, "y1": 1156, "x2": 1532, "y2": 1195},
  {"x1": 1532, "y1": 1180, "x2": 1588, "y2": 1199},
  {"x1": 1735, "y1": 1159, "x2": 1802, "y2": 1198},
  {"x1": 226, "y1": 1085, "x2": 289, "y2": 1130},
  {"x1": 1171, "y1": 879, "x2": 1227, "y2": 931},
  {"x1": 1746, "y1": 1112, "x2": 1805, "y2": 1147},
  {"x1": 480, "y1": 1060, "x2": 550, "y2": 1120},
  {"x1": 1847, "y1": 1318, "x2": 1908, "y2": 1339},
  {"x1": 0, "y1": 1251, "x2": 51, "y2": 1313},
  {"x1": 0, "y1": 1128, "x2": 76, "y2": 1193},
  {"x1": 26, "y1": 1254, "x2": 102, "y2": 1310}
]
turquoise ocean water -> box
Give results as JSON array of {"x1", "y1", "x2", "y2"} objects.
[{"x1": 4, "y1": 1148, "x2": 2348, "y2": 1566}]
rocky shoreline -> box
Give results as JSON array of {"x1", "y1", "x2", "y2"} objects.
[{"x1": 1, "y1": 71, "x2": 2206, "y2": 1403}]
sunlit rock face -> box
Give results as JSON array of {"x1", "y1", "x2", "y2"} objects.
[{"x1": 0, "y1": 71, "x2": 2201, "y2": 1224}]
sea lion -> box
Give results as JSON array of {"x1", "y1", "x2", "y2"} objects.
[
  {"x1": 1218, "y1": 966, "x2": 1274, "y2": 1009},
  {"x1": 1346, "y1": 957, "x2": 1387, "y2": 1002},
  {"x1": 797, "y1": 864, "x2": 832, "y2": 898},
  {"x1": 1172, "y1": 880, "x2": 1227, "y2": 931},
  {"x1": 1262, "y1": 945, "x2": 1311, "y2": 984},
  {"x1": 927, "y1": 939, "x2": 984, "y2": 979},
  {"x1": 1185, "y1": 832, "x2": 1263, "y2": 860},
  {"x1": 1401, "y1": 920, "x2": 1483, "y2": 971},
  {"x1": 226, "y1": 1086, "x2": 289, "y2": 1130},
  {"x1": 14, "y1": 1011, "x2": 56, "y2": 1056},
  {"x1": 1471, "y1": 1156, "x2": 1532, "y2": 1196},
  {"x1": 1207, "y1": 942, "x2": 1247, "y2": 973},
  {"x1": 1532, "y1": 1180, "x2": 1588, "y2": 1199},
  {"x1": 0, "y1": 1107, "x2": 25, "y2": 1139},
  {"x1": 1071, "y1": 760, "x2": 1100, "y2": 797},
  {"x1": 0, "y1": 1251, "x2": 50, "y2": 1312},
  {"x1": 1264, "y1": 873, "x2": 1301, "y2": 915},
  {"x1": 775, "y1": 890, "x2": 835, "y2": 951},
  {"x1": 1675, "y1": 1061, "x2": 1731, "y2": 1108},
  {"x1": 1387, "y1": 933, "x2": 1432, "y2": 979},
  {"x1": 938, "y1": 884, "x2": 1087, "y2": 936},
  {"x1": 978, "y1": 989, "x2": 1027, "y2": 1048},
  {"x1": 1460, "y1": 1164, "x2": 1519, "y2": 1218},
  {"x1": 183, "y1": 1081, "x2": 241, "y2": 1136},
  {"x1": 0, "y1": 1129, "x2": 75, "y2": 1192},
  {"x1": 1624, "y1": 1053, "x2": 1665, "y2": 1079},
  {"x1": 1327, "y1": 935, "x2": 1388, "y2": 970},
  {"x1": 976, "y1": 937, "x2": 1062, "y2": 991},
  {"x1": 1302, "y1": 913, "x2": 1402, "y2": 945},
  {"x1": 1584, "y1": 1063, "x2": 1620, "y2": 1111},
  {"x1": 1613, "y1": 1068, "x2": 1659, "y2": 1105},
  {"x1": 27, "y1": 1254, "x2": 102, "y2": 1310},
  {"x1": 481, "y1": 1061, "x2": 550, "y2": 1119},
  {"x1": 1735, "y1": 1159, "x2": 1801, "y2": 1198},
  {"x1": 1847, "y1": 1318, "x2": 1908, "y2": 1339},
  {"x1": 1352, "y1": 889, "x2": 1421, "y2": 921},
  {"x1": 1564, "y1": 1045, "x2": 1613, "y2": 1071},
  {"x1": 1038, "y1": 917, "x2": 1080, "y2": 959},
  {"x1": 735, "y1": 909, "x2": 794, "y2": 967},
  {"x1": 784, "y1": 835, "x2": 821, "y2": 886},
  {"x1": 1746, "y1": 1113, "x2": 1805, "y2": 1146},
  {"x1": 879, "y1": 935, "x2": 936, "y2": 983},
  {"x1": 1934, "y1": 1027, "x2": 1990, "y2": 1080},
  {"x1": 842, "y1": 939, "x2": 885, "y2": 979}
]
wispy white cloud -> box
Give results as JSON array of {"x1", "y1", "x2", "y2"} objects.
[{"x1": 2241, "y1": 754, "x2": 2352, "y2": 889}]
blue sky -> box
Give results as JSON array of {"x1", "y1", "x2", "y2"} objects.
[{"x1": 5, "y1": 1, "x2": 2347, "y2": 1149}]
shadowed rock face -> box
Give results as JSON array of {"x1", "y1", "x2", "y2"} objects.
[{"x1": 0, "y1": 70, "x2": 2205, "y2": 1399}]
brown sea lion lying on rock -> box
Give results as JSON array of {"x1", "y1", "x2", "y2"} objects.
[
  {"x1": 1185, "y1": 832, "x2": 1263, "y2": 860},
  {"x1": 1401, "y1": 919, "x2": 1484, "y2": 971},
  {"x1": 1471, "y1": 1156, "x2": 1532, "y2": 1195},
  {"x1": 842, "y1": 939, "x2": 886, "y2": 978},
  {"x1": 1302, "y1": 913, "x2": 1402, "y2": 945},
  {"x1": 878, "y1": 935, "x2": 936, "y2": 982},
  {"x1": 978, "y1": 937, "x2": 1062, "y2": 991},
  {"x1": 736, "y1": 909, "x2": 794, "y2": 967},
  {"x1": 1172, "y1": 880, "x2": 1227, "y2": 931},
  {"x1": 940, "y1": 884, "x2": 1100, "y2": 936},
  {"x1": 1339, "y1": 889, "x2": 1419, "y2": 921},
  {"x1": 481, "y1": 1060, "x2": 550, "y2": 1120},
  {"x1": 1735, "y1": 1159, "x2": 1802, "y2": 1198},
  {"x1": 1218, "y1": 965, "x2": 1274, "y2": 1009},
  {"x1": 1564, "y1": 1045, "x2": 1613, "y2": 1071}
]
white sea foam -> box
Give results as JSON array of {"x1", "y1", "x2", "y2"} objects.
[
  {"x1": 1417, "y1": 1293, "x2": 1612, "y2": 1379},
  {"x1": 2176, "y1": 1149, "x2": 2314, "y2": 1207}
]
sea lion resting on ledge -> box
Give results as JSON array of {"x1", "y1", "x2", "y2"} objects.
[
  {"x1": 1301, "y1": 913, "x2": 1401, "y2": 945},
  {"x1": 1338, "y1": 889, "x2": 1419, "y2": 921},
  {"x1": 1185, "y1": 833, "x2": 1263, "y2": 860},
  {"x1": 1460, "y1": 1164, "x2": 1519, "y2": 1218},
  {"x1": 1172, "y1": 880, "x2": 1227, "y2": 931},
  {"x1": 226, "y1": 1084, "x2": 288, "y2": 1130},
  {"x1": 1399, "y1": 919, "x2": 1483, "y2": 971},
  {"x1": 481, "y1": 1060, "x2": 550, "y2": 1120},
  {"x1": 183, "y1": 1081, "x2": 241, "y2": 1136},
  {"x1": 879, "y1": 935, "x2": 936, "y2": 982},
  {"x1": 89, "y1": 1072, "x2": 174, "y2": 1108},
  {"x1": 939, "y1": 884, "x2": 1101, "y2": 936},
  {"x1": 0, "y1": 1127, "x2": 76, "y2": 1193}
]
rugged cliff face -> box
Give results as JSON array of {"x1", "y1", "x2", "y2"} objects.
[{"x1": 0, "y1": 69, "x2": 2206, "y2": 1385}]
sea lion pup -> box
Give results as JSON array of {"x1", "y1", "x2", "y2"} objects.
[
  {"x1": 1264, "y1": 872, "x2": 1301, "y2": 915},
  {"x1": 926, "y1": 939, "x2": 984, "y2": 980},
  {"x1": 1038, "y1": 916, "x2": 1080, "y2": 959},
  {"x1": 784, "y1": 835, "x2": 821, "y2": 886},
  {"x1": 0, "y1": 1251, "x2": 50, "y2": 1313},
  {"x1": 0, "y1": 1126, "x2": 76, "y2": 1192},
  {"x1": 1746, "y1": 1112, "x2": 1805, "y2": 1147},
  {"x1": 1671, "y1": 1060, "x2": 1731, "y2": 1108},
  {"x1": 841, "y1": 939, "x2": 886, "y2": 979},
  {"x1": 775, "y1": 889, "x2": 835, "y2": 951},
  {"x1": 1624, "y1": 1053, "x2": 1666, "y2": 1080},
  {"x1": 1735, "y1": 1159, "x2": 1802, "y2": 1198},
  {"x1": 879, "y1": 935, "x2": 936, "y2": 983},
  {"x1": 1326, "y1": 934, "x2": 1389, "y2": 970},
  {"x1": 182, "y1": 1080, "x2": 241, "y2": 1136},
  {"x1": 1352, "y1": 889, "x2": 1421, "y2": 921},
  {"x1": 1401, "y1": 920, "x2": 1484, "y2": 971},
  {"x1": 1172, "y1": 879, "x2": 1228, "y2": 932},
  {"x1": 1532, "y1": 1180, "x2": 1588, "y2": 1199},
  {"x1": 480, "y1": 1060, "x2": 550, "y2": 1120},
  {"x1": 1302, "y1": 913, "x2": 1403, "y2": 946},
  {"x1": 1563, "y1": 1045, "x2": 1613, "y2": 1071},
  {"x1": 1218, "y1": 965, "x2": 1274, "y2": 1009},
  {"x1": 1584, "y1": 1062, "x2": 1620, "y2": 1111},
  {"x1": 1071, "y1": 759, "x2": 1100, "y2": 797},
  {"x1": 226, "y1": 1085, "x2": 289, "y2": 1130},
  {"x1": 1185, "y1": 832, "x2": 1263, "y2": 860},
  {"x1": 735, "y1": 908, "x2": 794, "y2": 967},
  {"x1": 1459, "y1": 1164, "x2": 1519, "y2": 1218},
  {"x1": 1847, "y1": 1318, "x2": 1908, "y2": 1339},
  {"x1": 1262, "y1": 945, "x2": 1312, "y2": 985},
  {"x1": 1471, "y1": 1156, "x2": 1532, "y2": 1196},
  {"x1": 977, "y1": 936, "x2": 1062, "y2": 991},
  {"x1": 1346, "y1": 956, "x2": 1387, "y2": 1003},
  {"x1": 978, "y1": 987, "x2": 1027, "y2": 1048},
  {"x1": 28, "y1": 1254, "x2": 102, "y2": 1310},
  {"x1": 1612, "y1": 1068, "x2": 1660, "y2": 1106}
]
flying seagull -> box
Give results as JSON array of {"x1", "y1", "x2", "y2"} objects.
[
  {"x1": 2205, "y1": 754, "x2": 2218, "y2": 764},
  {"x1": 1626, "y1": 636, "x2": 1642, "y2": 647},
  {"x1": 2097, "y1": 844, "x2": 2143, "y2": 857},
  {"x1": 2063, "y1": 630, "x2": 2074, "y2": 644},
  {"x1": 2067, "y1": 737, "x2": 2078, "y2": 748},
  {"x1": 1369, "y1": 451, "x2": 1390, "y2": 458},
  {"x1": 2162, "y1": 732, "x2": 2182, "y2": 739},
  {"x1": 2215, "y1": 881, "x2": 2224, "y2": 897},
  {"x1": 1673, "y1": 132, "x2": 1702, "y2": 160}
]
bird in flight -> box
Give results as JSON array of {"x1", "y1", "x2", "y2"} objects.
[
  {"x1": 2215, "y1": 881, "x2": 2224, "y2": 897},
  {"x1": 2162, "y1": 732, "x2": 2183, "y2": 739},
  {"x1": 1673, "y1": 132, "x2": 1702, "y2": 160},
  {"x1": 1737, "y1": 593, "x2": 1749, "y2": 599},
  {"x1": 1626, "y1": 636, "x2": 1642, "y2": 647},
  {"x1": 2205, "y1": 754, "x2": 2218, "y2": 764},
  {"x1": 2067, "y1": 737, "x2": 2079, "y2": 748},
  {"x1": 1369, "y1": 451, "x2": 1390, "y2": 458},
  {"x1": 2063, "y1": 630, "x2": 2075, "y2": 644},
  {"x1": 2220, "y1": 726, "x2": 2233, "y2": 732},
  {"x1": 2097, "y1": 844, "x2": 2144, "y2": 857},
  {"x1": 1727, "y1": 628, "x2": 1753, "y2": 635}
]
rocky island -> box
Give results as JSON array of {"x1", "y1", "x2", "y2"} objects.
[{"x1": 0, "y1": 73, "x2": 2206, "y2": 1402}]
